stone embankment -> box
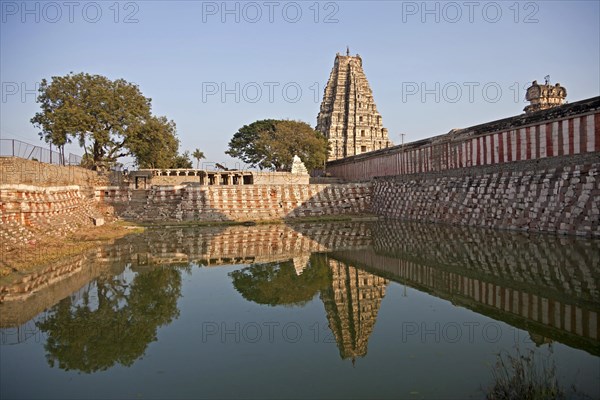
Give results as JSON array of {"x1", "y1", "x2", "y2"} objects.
[
  {"x1": 0, "y1": 158, "x2": 114, "y2": 275},
  {"x1": 0, "y1": 184, "x2": 119, "y2": 283},
  {"x1": 1, "y1": 185, "x2": 106, "y2": 242},
  {"x1": 372, "y1": 155, "x2": 600, "y2": 237},
  {"x1": 101, "y1": 183, "x2": 372, "y2": 222}
]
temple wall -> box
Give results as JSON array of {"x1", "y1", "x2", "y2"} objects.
[
  {"x1": 326, "y1": 97, "x2": 600, "y2": 181},
  {"x1": 324, "y1": 98, "x2": 600, "y2": 237}
]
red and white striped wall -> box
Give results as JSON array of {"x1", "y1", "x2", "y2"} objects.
[{"x1": 327, "y1": 111, "x2": 600, "y2": 181}]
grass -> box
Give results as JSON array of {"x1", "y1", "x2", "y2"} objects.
[{"x1": 486, "y1": 346, "x2": 566, "y2": 400}]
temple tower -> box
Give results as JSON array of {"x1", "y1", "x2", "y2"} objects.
[
  {"x1": 317, "y1": 49, "x2": 393, "y2": 161},
  {"x1": 524, "y1": 76, "x2": 567, "y2": 114}
]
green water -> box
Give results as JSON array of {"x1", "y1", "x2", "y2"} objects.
[{"x1": 1, "y1": 222, "x2": 598, "y2": 399}]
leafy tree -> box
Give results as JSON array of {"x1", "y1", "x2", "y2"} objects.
[
  {"x1": 192, "y1": 148, "x2": 205, "y2": 169},
  {"x1": 171, "y1": 150, "x2": 193, "y2": 168},
  {"x1": 31, "y1": 72, "x2": 182, "y2": 169},
  {"x1": 128, "y1": 116, "x2": 179, "y2": 169},
  {"x1": 36, "y1": 266, "x2": 183, "y2": 373},
  {"x1": 226, "y1": 119, "x2": 328, "y2": 171}
]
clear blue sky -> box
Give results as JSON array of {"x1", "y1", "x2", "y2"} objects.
[{"x1": 1, "y1": 0, "x2": 599, "y2": 167}]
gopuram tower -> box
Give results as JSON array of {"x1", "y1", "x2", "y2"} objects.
[{"x1": 316, "y1": 48, "x2": 393, "y2": 161}]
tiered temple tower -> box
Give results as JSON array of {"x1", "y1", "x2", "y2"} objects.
[
  {"x1": 317, "y1": 49, "x2": 393, "y2": 161},
  {"x1": 524, "y1": 77, "x2": 567, "y2": 114},
  {"x1": 320, "y1": 259, "x2": 388, "y2": 362}
]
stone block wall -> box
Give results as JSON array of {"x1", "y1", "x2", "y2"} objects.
[
  {"x1": 124, "y1": 170, "x2": 309, "y2": 187},
  {"x1": 0, "y1": 184, "x2": 109, "y2": 248},
  {"x1": 253, "y1": 171, "x2": 309, "y2": 185},
  {"x1": 105, "y1": 183, "x2": 372, "y2": 222},
  {"x1": 149, "y1": 175, "x2": 201, "y2": 186},
  {"x1": 0, "y1": 157, "x2": 109, "y2": 189},
  {"x1": 372, "y1": 156, "x2": 600, "y2": 237}
]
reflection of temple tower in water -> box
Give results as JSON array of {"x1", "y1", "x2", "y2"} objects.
[{"x1": 320, "y1": 259, "x2": 388, "y2": 362}]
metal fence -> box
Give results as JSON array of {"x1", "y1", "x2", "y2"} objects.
[{"x1": 0, "y1": 139, "x2": 83, "y2": 166}]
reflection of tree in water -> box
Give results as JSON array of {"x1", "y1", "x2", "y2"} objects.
[
  {"x1": 36, "y1": 266, "x2": 183, "y2": 373},
  {"x1": 231, "y1": 254, "x2": 388, "y2": 362},
  {"x1": 229, "y1": 254, "x2": 331, "y2": 306}
]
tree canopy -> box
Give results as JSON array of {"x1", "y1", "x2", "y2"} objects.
[
  {"x1": 171, "y1": 150, "x2": 193, "y2": 168},
  {"x1": 226, "y1": 119, "x2": 328, "y2": 171},
  {"x1": 31, "y1": 72, "x2": 185, "y2": 169},
  {"x1": 128, "y1": 116, "x2": 179, "y2": 169}
]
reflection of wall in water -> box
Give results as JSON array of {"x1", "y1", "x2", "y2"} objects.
[
  {"x1": 320, "y1": 259, "x2": 388, "y2": 361},
  {"x1": 0, "y1": 248, "x2": 114, "y2": 327},
  {"x1": 371, "y1": 222, "x2": 599, "y2": 304},
  {"x1": 0, "y1": 223, "x2": 373, "y2": 327},
  {"x1": 112, "y1": 223, "x2": 373, "y2": 267},
  {"x1": 333, "y1": 249, "x2": 599, "y2": 355}
]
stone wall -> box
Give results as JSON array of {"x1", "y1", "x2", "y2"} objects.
[
  {"x1": 0, "y1": 158, "x2": 115, "y2": 250},
  {"x1": 0, "y1": 157, "x2": 108, "y2": 189},
  {"x1": 125, "y1": 170, "x2": 309, "y2": 187},
  {"x1": 372, "y1": 154, "x2": 600, "y2": 237},
  {"x1": 104, "y1": 183, "x2": 372, "y2": 222},
  {"x1": 149, "y1": 171, "x2": 309, "y2": 186},
  {"x1": 0, "y1": 184, "x2": 110, "y2": 249},
  {"x1": 253, "y1": 171, "x2": 309, "y2": 185}
]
